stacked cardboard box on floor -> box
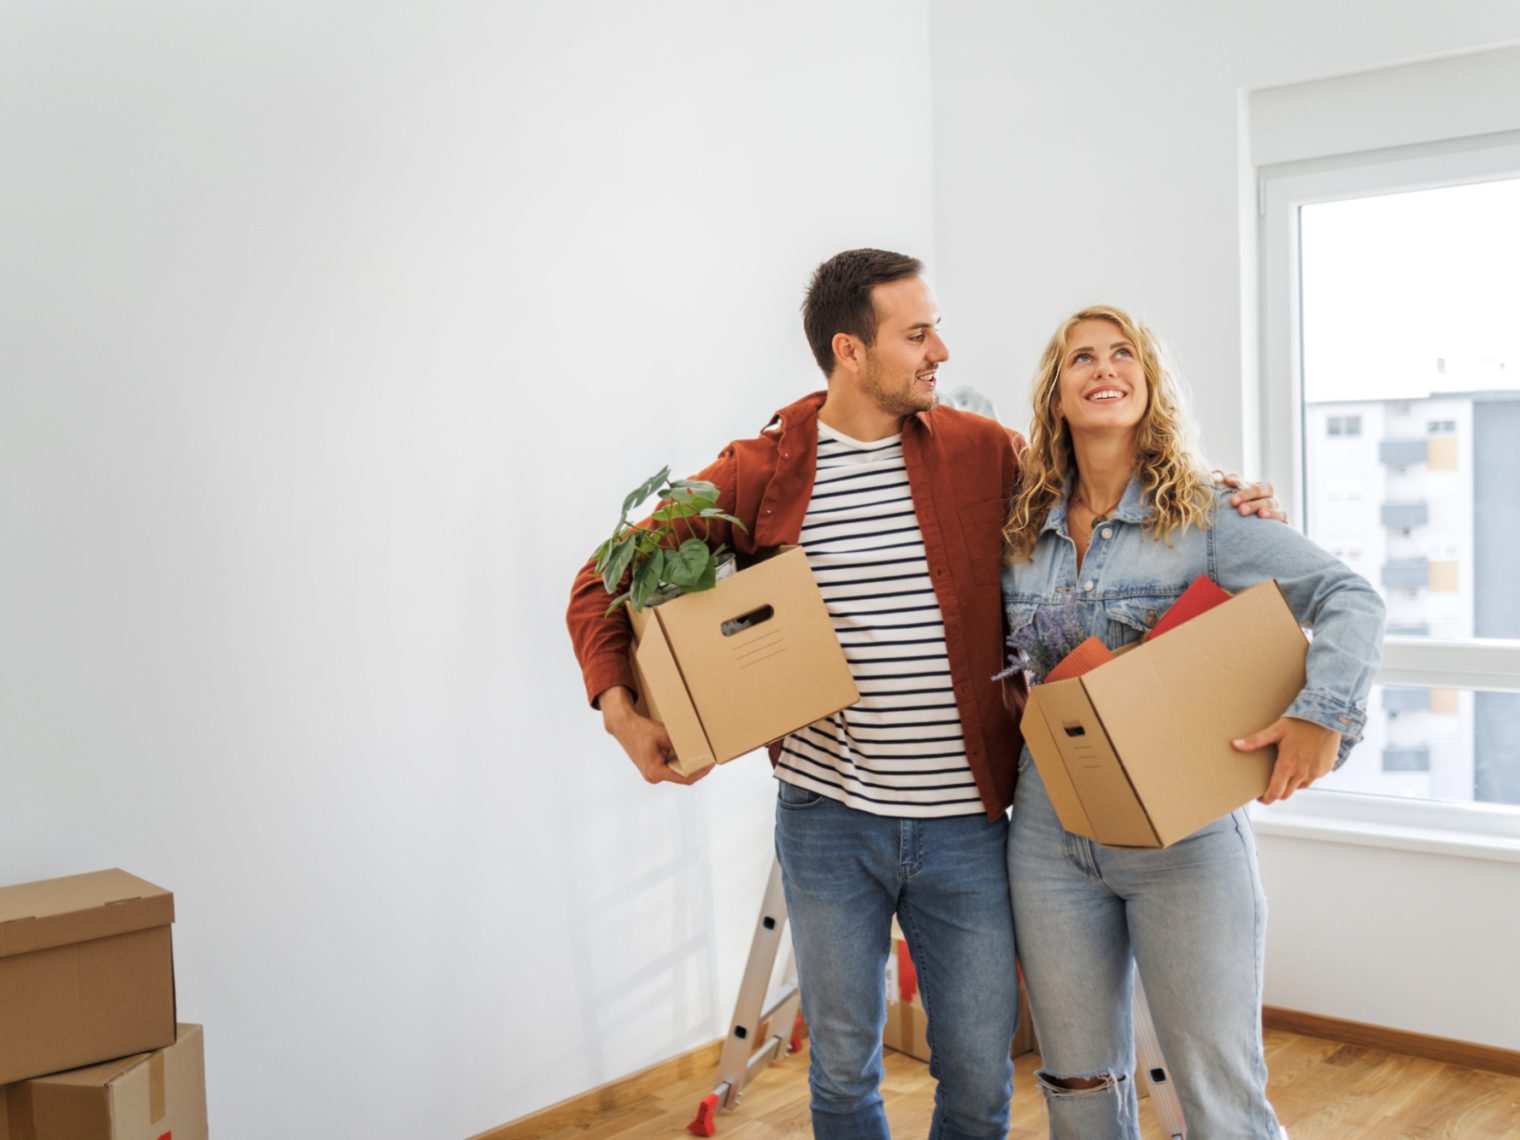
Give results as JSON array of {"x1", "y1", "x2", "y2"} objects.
[
  {"x1": 0, "y1": 869, "x2": 209, "y2": 1139},
  {"x1": 0, "y1": 1025, "x2": 207, "y2": 1140},
  {"x1": 882, "y1": 920, "x2": 1036, "y2": 1064}
]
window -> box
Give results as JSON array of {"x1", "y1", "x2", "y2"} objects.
[
  {"x1": 1259, "y1": 130, "x2": 1520, "y2": 829},
  {"x1": 1326, "y1": 414, "x2": 1362, "y2": 437}
]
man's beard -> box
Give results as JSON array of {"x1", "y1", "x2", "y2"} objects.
[{"x1": 862, "y1": 355, "x2": 937, "y2": 416}]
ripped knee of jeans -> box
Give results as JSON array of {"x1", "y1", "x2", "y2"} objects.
[{"x1": 1036, "y1": 1069, "x2": 1129, "y2": 1096}]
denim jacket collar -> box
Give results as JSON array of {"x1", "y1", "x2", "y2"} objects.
[{"x1": 1039, "y1": 475, "x2": 1151, "y2": 537}]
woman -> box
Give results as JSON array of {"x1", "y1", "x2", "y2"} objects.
[{"x1": 1001, "y1": 305, "x2": 1384, "y2": 1139}]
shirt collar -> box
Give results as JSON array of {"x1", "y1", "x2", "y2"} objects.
[
  {"x1": 766, "y1": 390, "x2": 828, "y2": 435},
  {"x1": 767, "y1": 389, "x2": 940, "y2": 439}
]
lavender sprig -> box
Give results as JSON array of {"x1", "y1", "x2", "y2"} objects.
[{"x1": 994, "y1": 594, "x2": 1088, "y2": 684}]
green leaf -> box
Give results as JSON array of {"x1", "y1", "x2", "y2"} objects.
[
  {"x1": 690, "y1": 561, "x2": 718, "y2": 592},
  {"x1": 652, "y1": 500, "x2": 701, "y2": 522},
  {"x1": 621, "y1": 466, "x2": 672, "y2": 520},
  {"x1": 669, "y1": 480, "x2": 719, "y2": 512},
  {"x1": 629, "y1": 578, "x2": 650, "y2": 612},
  {"x1": 603, "y1": 591, "x2": 631, "y2": 616},
  {"x1": 629, "y1": 549, "x2": 665, "y2": 611},
  {"x1": 593, "y1": 526, "x2": 632, "y2": 569},
  {"x1": 662, "y1": 539, "x2": 712, "y2": 588},
  {"x1": 601, "y1": 534, "x2": 639, "y2": 593},
  {"x1": 697, "y1": 509, "x2": 748, "y2": 532}
]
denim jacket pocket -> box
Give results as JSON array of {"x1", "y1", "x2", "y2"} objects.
[
  {"x1": 1104, "y1": 594, "x2": 1185, "y2": 646},
  {"x1": 999, "y1": 599, "x2": 1042, "y2": 680},
  {"x1": 1004, "y1": 599, "x2": 1041, "y2": 635}
]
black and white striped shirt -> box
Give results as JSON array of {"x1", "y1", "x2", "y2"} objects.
[{"x1": 775, "y1": 423, "x2": 982, "y2": 818}]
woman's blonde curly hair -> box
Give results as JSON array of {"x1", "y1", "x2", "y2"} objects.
[{"x1": 1003, "y1": 305, "x2": 1214, "y2": 562}]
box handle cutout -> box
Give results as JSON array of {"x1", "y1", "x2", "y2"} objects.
[
  {"x1": 721, "y1": 604, "x2": 774, "y2": 637},
  {"x1": 1063, "y1": 723, "x2": 1087, "y2": 738}
]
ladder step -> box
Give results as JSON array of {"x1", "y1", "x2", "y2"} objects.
[{"x1": 758, "y1": 983, "x2": 799, "y2": 1023}]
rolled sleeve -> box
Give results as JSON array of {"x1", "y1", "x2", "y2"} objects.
[
  {"x1": 1284, "y1": 688, "x2": 1367, "y2": 768},
  {"x1": 1211, "y1": 493, "x2": 1386, "y2": 764}
]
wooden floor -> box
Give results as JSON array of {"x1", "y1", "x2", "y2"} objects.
[{"x1": 528, "y1": 1029, "x2": 1520, "y2": 1138}]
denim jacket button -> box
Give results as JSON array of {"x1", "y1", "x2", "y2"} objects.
[
  {"x1": 1101, "y1": 528, "x2": 1113, "y2": 539},
  {"x1": 1083, "y1": 581, "x2": 1095, "y2": 592}
]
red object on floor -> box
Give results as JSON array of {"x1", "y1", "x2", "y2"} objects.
[
  {"x1": 896, "y1": 937, "x2": 918, "y2": 1004},
  {"x1": 789, "y1": 1014, "x2": 805, "y2": 1054},
  {"x1": 1145, "y1": 574, "x2": 1231, "y2": 641},
  {"x1": 688, "y1": 1092, "x2": 719, "y2": 1136}
]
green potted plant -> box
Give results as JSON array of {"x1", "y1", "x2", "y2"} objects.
[{"x1": 591, "y1": 466, "x2": 748, "y2": 614}]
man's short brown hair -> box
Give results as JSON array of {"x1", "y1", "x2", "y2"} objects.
[{"x1": 802, "y1": 248, "x2": 924, "y2": 376}]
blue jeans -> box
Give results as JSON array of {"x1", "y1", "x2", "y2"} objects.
[
  {"x1": 774, "y1": 780, "x2": 1017, "y2": 1139},
  {"x1": 1008, "y1": 753, "x2": 1282, "y2": 1139}
]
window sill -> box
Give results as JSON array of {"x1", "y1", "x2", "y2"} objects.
[
  {"x1": 1252, "y1": 811, "x2": 1520, "y2": 864},
  {"x1": 1250, "y1": 793, "x2": 1520, "y2": 865}
]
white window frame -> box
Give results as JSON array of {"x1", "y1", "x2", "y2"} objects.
[{"x1": 1254, "y1": 131, "x2": 1520, "y2": 859}]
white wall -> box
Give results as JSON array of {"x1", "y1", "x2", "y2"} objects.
[
  {"x1": 0, "y1": 2, "x2": 935, "y2": 1135},
  {"x1": 8, "y1": 6, "x2": 1520, "y2": 1136},
  {"x1": 1255, "y1": 840, "x2": 1520, "y2": 1049},
  {"x1": 930, "y1": 1, "x2": 1520, "y2": 1051},
  {"x1": 930, "y1": 0, "x2": 1520, "y2": 470}
]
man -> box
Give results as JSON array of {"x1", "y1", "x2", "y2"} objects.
[{"x1": 567, "y1": 250, "x2": 1277, "y2": 1137}]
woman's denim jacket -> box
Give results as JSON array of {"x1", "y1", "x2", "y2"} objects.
[{"x1": 1001, "y1": 479, "x2": 1386, "y2": 764}]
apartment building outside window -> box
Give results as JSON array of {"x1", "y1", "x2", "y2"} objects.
[{"x1": 1260, "y1": 130, "x2": 1520, "y2": 834}]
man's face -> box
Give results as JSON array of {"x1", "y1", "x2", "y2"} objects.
[{"x1": 859, "y1": 276, "x2": 949, "y2": 416}]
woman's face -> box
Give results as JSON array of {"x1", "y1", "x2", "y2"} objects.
[{"x1": 1054, "y1": 318, "x2": 1149, "y2": 440}]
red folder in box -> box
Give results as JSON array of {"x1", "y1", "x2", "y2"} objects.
[
  {"x1": 1144, "y1": 575, "x2": 1231, "y2": 641},
  {"x1": 1040, "y1": 575, "x2": 1230, "y2": 683}
]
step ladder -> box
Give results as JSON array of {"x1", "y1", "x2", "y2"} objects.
[
  {"x1": 1134, "y1": 969, "x2": 1186, "y2": 1138},
  {"x1": 686, "y1": 857, "x2": 803, "y2": 1136},
  {"x1": 685, "y1": 856, "x2": 1188, "y2": 1138}
]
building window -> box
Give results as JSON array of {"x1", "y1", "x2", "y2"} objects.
[
  {"x1": 1382, "y1": 745, "x2": 1432, "y2": 774},
  {"x1": 1260, "y1": 137, "x2": 1520, "y2": 816},
  {"x1": 1326, "y1": 414, "x2": 1362, "y2": 437}
]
